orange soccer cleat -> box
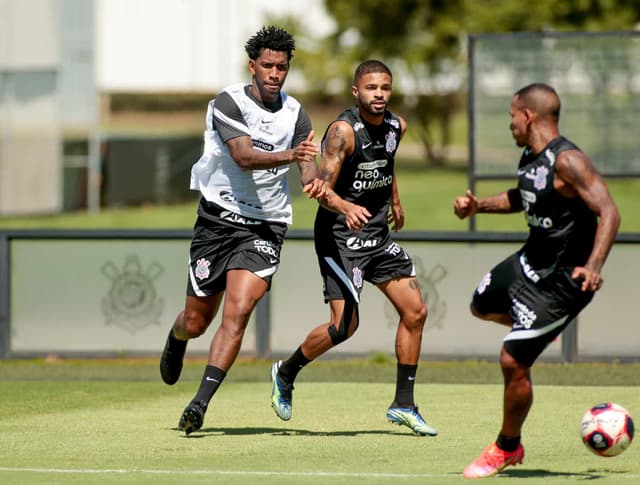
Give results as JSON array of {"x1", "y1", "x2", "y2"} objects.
[{"x1": 463, "y1": 442, "x2": 525, "y2": 479}]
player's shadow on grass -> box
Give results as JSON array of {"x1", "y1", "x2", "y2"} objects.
[
  {"x1": 501, "y1": 468, "x2": 625, "y2": 480},
  {"x1": 180, "y1": 427, "x2": 405, "y2": 437}
]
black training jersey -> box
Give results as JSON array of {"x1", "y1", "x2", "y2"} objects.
[
  {"x1": 315, "y1": 106, "x2": 402, "y2": 256},
  {"x1": 517, "y1": 136, "x2": 598, "y2": 279}
]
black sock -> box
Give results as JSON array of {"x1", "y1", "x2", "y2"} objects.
[
  {"x1": 496, "y1": 433, "x2": 521, "y2": 452},
  {"x1": 169, "y1": 328, "x2": 187, "y2": 346},
  {"x1": 393, "y1": 363, "x2": 418, "y2": 407},
  {"x1": 279, "y1": 347, "x2": 311, "y2": 384},
  {"x1": 192, "y1": 365, "x2": 226, "y2": 405}
]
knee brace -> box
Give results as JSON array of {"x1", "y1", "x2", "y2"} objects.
[{"x1": 327, "y1": 298, "x2": 359, "y2": 345}]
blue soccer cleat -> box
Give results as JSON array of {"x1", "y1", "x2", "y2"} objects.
[
  {"x1": 386, "y1": 405, "x2": 438, "y2": 436},
  {"x1": 270, "y1": 360, "x2": 294, "y2": 421}
]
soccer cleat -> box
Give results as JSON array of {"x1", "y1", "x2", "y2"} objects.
[
  {"x1": 386, "y1": 405, "x2": 438, "y2": 436},
  {"x1": 270, "y1": 360, "x2": 294, "y2": 421},
  {"x1": 178, "y1": 400, "x2": 207, "y2": 436},
  {"x1": 160, "y1": 330, "x2": 187, "y2": 385},
  {"x1": 463, "y1": 442, "x2": 525, "y2": 479}
]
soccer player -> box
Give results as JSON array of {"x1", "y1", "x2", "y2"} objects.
[
  {"x1": 270, "y1": 60, "x2": 438, "y2": 437},
  {"x1": 159, "y1": 25, "x2": 324, "y2": 435},
  {"x1": 454, "y1": 83, "x2": 620, "y2": 478}
]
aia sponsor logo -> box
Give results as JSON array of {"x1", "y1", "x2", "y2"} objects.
[{"x1": 346, "y1": 236, "x2": 379, "y2": 250}]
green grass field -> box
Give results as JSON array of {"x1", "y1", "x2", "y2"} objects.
[
  {"x1": 1, "y1": 359, "x2": 639, "y2": 485},
  {"x1": 1, "y1": 167, "x2": 639, "y2": 232}
]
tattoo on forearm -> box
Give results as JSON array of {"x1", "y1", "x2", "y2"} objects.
[
  {"x1": 328, "y1": 125, "x2": 346, "y2": 153},
  {"x1": 319, "y1": 167, "x2": 333, "y2": 183}
]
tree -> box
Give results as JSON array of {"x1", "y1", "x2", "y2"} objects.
[
  {"x1": 276, "y1": 0, "x2": 640, "y2": 166},
  {"x1": 321, "y1": 0, "x2": 468, "y2": 165}
]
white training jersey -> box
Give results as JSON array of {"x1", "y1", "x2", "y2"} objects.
[{"x1": 190, "y1": 83, "x2": 302, "y2": 224}]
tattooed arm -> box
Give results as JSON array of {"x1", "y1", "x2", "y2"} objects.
[{"x1": 307, "y1": 120, "x2": 371, "y2": 231}]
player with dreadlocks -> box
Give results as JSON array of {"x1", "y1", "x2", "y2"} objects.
[{"x1": 159, "y1": 25, "x2": 325, "y2": 435}]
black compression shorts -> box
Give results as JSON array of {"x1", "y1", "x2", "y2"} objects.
[
  {"x1": 316, "y1": 239, "x2": 416, "y2": 303},
  {"x1": 186, "y1": 205, "x2": 286, "y2": 297},
  {"x1": 472, "y1": 252, "x2": 594, "y2": 366}
]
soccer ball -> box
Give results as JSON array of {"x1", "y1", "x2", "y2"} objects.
[{"x1": 580, "y1": 403, "x2": 634, "y2": 457}]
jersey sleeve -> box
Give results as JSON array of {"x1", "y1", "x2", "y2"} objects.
[
  {"x1": 211, "y1": 91, "x2": 250, "y2": 143},
  {"x1": 291, "y1": 107, "x2": 313, "y2": 148}
]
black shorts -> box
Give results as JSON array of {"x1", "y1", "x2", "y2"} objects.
[
  {"x1": 472, "y1": 252, "x2": 594, "y2": 367},
  {"x1": 186, "y1": 207, "x2": 287, "y2": 297},
  {"x1": 316, "y1": 240, "x2": 416, "y2": 303}
]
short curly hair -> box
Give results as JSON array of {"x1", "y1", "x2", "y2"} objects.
[
  {"x1": 245, "y1": 25, "x2": 296, "y2": 61},
  {"x1": 353, "y1": 60, "x2": 392, "y2": 84}
]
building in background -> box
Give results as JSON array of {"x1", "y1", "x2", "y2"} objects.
[
  {"x1": 0, "y1": 0, "x2": 63, "y2": 215},
  {"x1": 0, "y1": 0, "x2": 333, "y2": 216},
  {"x1": 96, "y1": 0, "x2": 333, "y2": 93}
]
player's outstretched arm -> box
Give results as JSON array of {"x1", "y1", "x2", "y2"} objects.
[
  {"x1": 453, "y1": 189, "x2": 478, "y2": 219},
  {"x1": 454, "y1": 189, "x2": 522, "y2": 219},
  {"x1": 225, "y1": 132, "x2": 319, "y2": 170}
]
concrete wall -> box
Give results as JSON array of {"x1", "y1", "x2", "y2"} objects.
[{"x1": 5, "y1": 235, "x2": 638, "y2": 361}]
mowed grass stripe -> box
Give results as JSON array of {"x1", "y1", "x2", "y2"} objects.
[
  {"x1": 0, "y1": 381, "x2": 639, "y2": 485},
  {"x1": 0, "y1": 466, "x2": 462, "y2": 478}
]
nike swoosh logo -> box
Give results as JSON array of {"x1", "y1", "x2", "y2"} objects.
[
  {"x1": 408, "y1": 376, "x2": 416, "y2": 381},
  {"x1": 269, "y1": 258, "x2": 278, "y2": 264},
  {"x1": 362, "y1": 142, "x2": 372, "y2": 149},
  {"x1": 206, "y1": 377, "x2": 219, "y2": 382}
]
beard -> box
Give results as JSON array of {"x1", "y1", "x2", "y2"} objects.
[
  {"x1": 255, "y1": 78, "x2": 282, "y2": 104},
  {"x1": 361, "y1": 101, "x2": 385, "y2": 116},
  {"x1": 510, "y1": 126, "x2": 526, "y2": 147}
]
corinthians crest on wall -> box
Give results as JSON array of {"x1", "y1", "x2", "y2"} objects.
[
  {"x1": 384, "y1": 257, "x2": 447, "y2": 331},
  {"x1": 101, "y1": 254, "x2": 164, "y2": 334}
]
